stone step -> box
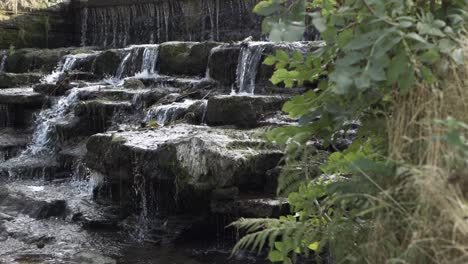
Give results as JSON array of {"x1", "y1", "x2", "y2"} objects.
[
  {"x1": 211, "y1": 195, "x2": 289, "y2": 218},
  {"x1": 0, "y1": 157, "x2": 65, "y2": 180},
  {"x1": 0, "y1": 128, "x2": 31, "y2": 161},
  {"x1": 206, "y1": 95, "x2": 289, "y2": 128},
  {"x1": 0, "y1": 73, "x2": 42, "y2": 88},
  {"x1": 0, "y1": 88, "x2": 47, "y2": 129},
  {"x1": 84, "y1": 124, "x2": 284, "y2": 216}
]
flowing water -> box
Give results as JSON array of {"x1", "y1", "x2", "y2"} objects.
[
  {"x1": 145, "y1": 99, "x2": 201, "y2": 126},
  {"x1": 22, "y1": 89, "x2": 79, "y2": 157},
  {"x1": 0, "y1": 52, "x2": 7, "y2": 72},
  {"x1": 236, "y1": 43, "x2": 266, "y2": 95},
  {"x1": 79, "y1": 0, "x2": 259, "y2": 47}
]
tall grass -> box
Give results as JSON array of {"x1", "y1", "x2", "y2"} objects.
[{"x1": 363, "y1": 38, "x2": 468, "y2": 264}]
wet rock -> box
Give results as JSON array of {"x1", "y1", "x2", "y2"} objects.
[
  {"x1": 33, "y1": 83, "x2": 60, "y2": 96},
  {"x1": 208, "y1": 45, "x2": 241, "y2": 86},
  {"x1": 0, "y1": 88, "x2": 46, "y2": 106},
  {"x1": 69, "y1": 71, "x2": 101, "y2": 82},
  {"x1": 93, "y1": 50, "x2": 121, "y2": 77},
  {"x1": 0, "y1": 186, "x2": 67, "y2": 219},
  {"x1": 85, "y1": 125, "x2": 283, "y2": 215},
  {"x1": 0, "y1": 212, "x2": 14, "y2": 221},
  {"x1": 4, "y1": 48, "x2": 69, "y2": 73},
  {"x1": 206, "y1": 95, "x2": 288, "y2": 128},
  {"x1": 211, "y1": 187, "x2": 239, "y2": 201},
  {"x1": 74, "y1": 100, "x2": 134, "y2": 135},
  {"x1": 0, "y1": 128, "x2": 31, "y2": 161},
  {"x1": 0, "y1": 72, "x2": 42, "y2": 88},
  {"x1": 123, "y1": 78, "x2": 145, "y2": 89},
  {"x1": 211, "y1": 197, "x2": 289, "y2": 218},
  {"x1": 73, "y1": 252, "x2": 116, "y2": 264},
  {"x1": 159, "y1": 42, "x2": 220, "y2": 77}
]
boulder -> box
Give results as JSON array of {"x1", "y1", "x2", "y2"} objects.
[
  {"x1": 4, "y1": 48, "x2": 69, "y2": 73},
  {"x1": 158, "y1": 42, "x2": 220, "y2": 77},
  {"x1": 123, "y1": 78, "x2": 145, "y2": 89},
  {"x1": 207, "y1": 45, "x2": 241, "y2": 86},
  {"x1": 0, "y1": 88, "x2": 46, "y2": 106},
  {"x1": 206, "y1": 95, "x2": 288, "y2": 128},
  {"x1": 0, "y1": 72, "x2": 42, "y2": 88},
  {"x1": 93, "y1": 50, "x2": 121, "y2": 77},
  {"x1": 84, "y1": 125, "x2": 283, "y2": 215}
]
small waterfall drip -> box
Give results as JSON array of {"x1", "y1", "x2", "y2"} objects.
[
  {"x1": 135, "y1": 45, "x2": 159, "y2": 79},
  {"x1": 236, "y1": 43, "x2": 265, "y2": 95},
  {"x1": 22, "y1": 89, "x2": 80, "y2": 157},
  {"x1": 145, "y1": 99, "x2": 197, "y2": 126},
  {"x1": 0, "y1": 52, "x2": 7, "y2": 72},
  {"x1": 43, "y1": 53, "x2": 97, "y2": 84},
  {"x1": 114, "y1": 50, "x2": 132, "y2": 80},
  {"x1": 80, "y1": 7, "x2": 88, "y2": 47},
  {"x1": 108, "y1": 44, "x2": 159, "y2": 85}
]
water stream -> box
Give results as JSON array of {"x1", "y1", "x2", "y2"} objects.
[{"x1": 236, "y1": 43, "x2": 266, "y2": 95}]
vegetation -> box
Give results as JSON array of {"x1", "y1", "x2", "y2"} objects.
[{"x1": 232, "y1": 0, "x2": 468, "y2": 263}]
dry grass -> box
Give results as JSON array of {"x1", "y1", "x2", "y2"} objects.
[{"x1": 364, "y1": 39, "x2": 468, "y2": 263}]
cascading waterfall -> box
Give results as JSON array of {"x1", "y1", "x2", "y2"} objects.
[
  {"x1": 21, "y1": 89, "x2": 80, "y2": 157},
  {"x1": 0, "y1": 52, "x2": 7, "y2": 72},
  {"x1": 114, "y1": 50, "x2": 132, "y2": 81},
  {"x1": 135, "y1": 45, "x2": 159, "y2": 78},
  {"x1": 43, "y1": 53, "x2": 98, "y2": 84},
  {"x1": 80, "y1": 7, "x2": 88, "y2": 47},
  {"x1": 80, "y1": 0, "x2": 259, "y2": 47},
  {"x1": 108, "y1": 44, "x2": 160, "y2": 85},
  {"x1": 145, "y1": 99, "x2": 199, "y2": 126},
  {"x1": 236, "y1": 43, "x2": 266, "y2": 95}
]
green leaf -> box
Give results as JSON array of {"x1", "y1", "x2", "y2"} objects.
[
  {"x1": 254, "y1": 1, "x2": 285, "y2": 16},
  {"x1": 264, "y1": 56, "x2": 277, "y2": 66},
  {"x1": 399, "y1": 69, "x2": 414, "y2": 94},
  {"x1": 421, "y1": 66, "x2": 436, "y2": 84},
  {"x1": 268, "y1": 250, "x2": 284, "y2": 262},
  {"x1": 418, "y1": 49, "x2": 440, "y2": 64},
  {"x1": 308, "y1": 242, "x2": 320, "y2": 251},
  {"x1": 292, "y1": 51, "x2": 304, "y2": 62},
  {"x1": 276, "y1": 50, "x2": 290, "y2": 61}
]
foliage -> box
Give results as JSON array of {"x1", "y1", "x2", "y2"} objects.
[{"x1": 233, "y1": 0, "x2": 468, "y2": 263}]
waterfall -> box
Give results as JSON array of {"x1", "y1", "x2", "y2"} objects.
[
  {"x1": 0, "y1": 52, "x2": 7, "y2": 72},
  {"x1": 135, "y1": 45, "x2": 159, "y2": 79},
  {"x1": 108, "y1": 44, "x2": 159, "y2": 85},
  {"x1": 79, "y1": 0, "x2": 260, "y2": 47},
  {"x1": 114, "y1": 50, "x2": 132, "y2": 81},
  {"x1": 80, "y1": 7, "x2": 88, "y2": 47},
  {"x1": 43, "y1": 53, "x2": 98, "y2": 84},
  {"x1": 21, "y1": 89, "x2": 80, "y2": 157},
  {"x1": 145, "y1": 99, "x2": 198, "y2": 126},
  {"x1": 236, "y1": 43, "x2": 265, "y2": 95}
]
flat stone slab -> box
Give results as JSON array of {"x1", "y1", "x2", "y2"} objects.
[
  {"x1": 206, "y1": 95, "x2": 288, "y2": 128},
  {"x1": 85, "y1": 124, "x2": 283, "y2": 214},
  {"x1": 0, "y1": 88, "x2": 46, "y2": 106},
  {"x1": 0, "y1": 73, "x2": 42, "y2": 88},
  {"x1": 0, "y1": 128, "x2": 31, "y2": 148}
]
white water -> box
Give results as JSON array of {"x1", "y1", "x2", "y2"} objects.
[
  {"x1": 21, "y1": 89, "x2": 80, "y2": 157},
  {"x1": 107, "y1": 45, "x2": 160, "y2": 85},
  {"x1": 43, "y1": 53, "x2": 97, "y2": 84},
  {"x1": 236, "y1": 43, "x2": 266, "y2": 95},
  {"x1": 145, "y1": 99, "x2": 198, "y2": 126},
  {"x1": 134, "y1": 45, "x2": 159, "y2": 79}
]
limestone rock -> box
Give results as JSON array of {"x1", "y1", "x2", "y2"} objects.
[
  {"x1": 159, "y1": 42, "x2": 220, "y2": 77},
  {"x1": 84, "y1": 125, "x2": 283, "y2": 214},
  {"x1": 0, "y1": 72, "x2": 42, "y2": 88},
  {"x1": 206, "y1": 95, "x2": 288, "y2": 128}
]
